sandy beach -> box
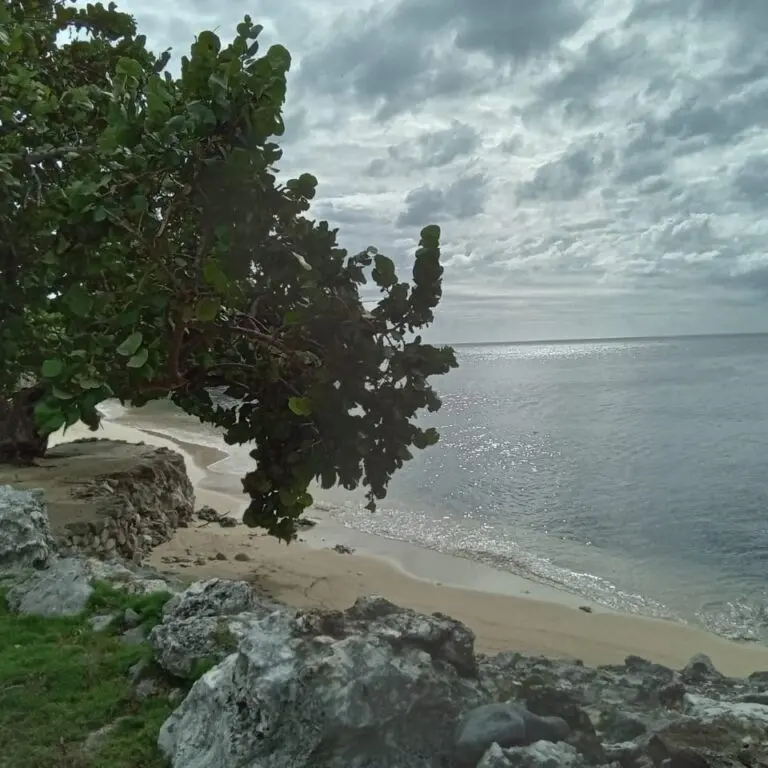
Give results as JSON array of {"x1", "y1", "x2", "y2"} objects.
[{"x1": 50, "y1": 417, "x2": 768, "y2": 677}]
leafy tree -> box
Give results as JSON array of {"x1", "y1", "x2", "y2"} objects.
[{"x1": 0, "y1": 0, "x2": 457, "y2": 539}]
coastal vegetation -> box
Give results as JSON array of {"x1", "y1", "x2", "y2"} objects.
[{"x1": 0, "y1": 0, "x2": 457, "y2": 539}]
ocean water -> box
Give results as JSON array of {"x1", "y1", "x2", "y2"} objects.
[{"x1": 104, "y1": 334, "x2": 768, "y2": 642}]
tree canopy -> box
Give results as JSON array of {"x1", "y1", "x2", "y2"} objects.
[{"x1": 0, "y1": 0, "x2": 457, "y2": 540}]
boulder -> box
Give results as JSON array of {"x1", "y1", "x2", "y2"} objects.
[
  {"x1": 157, "y1": 593, "x2": 487, "y2": 767},
  {"x1": 453, "y1": 702, "x2": 569, "y2": 766},
  {"x1": 0, "y1": 485, "x2": 55, "y2": 569},
  {"x1": 5, "y1": 555, "x2": 177, "y2": 616},
  {"x1": 477, "y1": 741, "x2": 588, "y2": 768}
]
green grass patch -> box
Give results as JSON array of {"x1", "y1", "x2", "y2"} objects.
[{"x1": 0, "y1": 585, "x2": 176, "y2": 768}]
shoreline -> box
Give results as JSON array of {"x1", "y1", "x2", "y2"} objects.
[{"x1": 49, "y1": 417, "x2": 768, "y2": 676}]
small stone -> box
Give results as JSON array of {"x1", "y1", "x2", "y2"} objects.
[
  {"x1": 167, "y1": 688, "x2": 184, "y2": 705},
  {"x1": 578, "y1": 605, "x2": 592, "y2": 613},
  {"x1": 194, "y1": 557, "x2": 206, "y2": 566},
  {"x1": 89, "y1": 613, "x2": 115, "y2": 632},
  {"x1": 133, "y1": 677, "x2": 162, "y2": 701},
  {"x1": 123, "y1": 608, "x2": 141, "y2": 628},
  {"x1": 215, "y1": 552, "x2": 228, "y2": 561},
  {"x1": 331, "y1": 543, "x2": 354, "y2": 554},
  {"x1": 234, "y1": 552, "x2": 252, "y2": 562},
  {"x1": 218, "y1": 516, "x2": 238, "y2": 528},
  {"x1": 119, "y1": 626, "x2": 146, "y2": 646}
]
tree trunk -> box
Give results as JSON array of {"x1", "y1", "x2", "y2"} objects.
[{"x1": 0, "y1": 385, "x2": 49, "y2": 464}]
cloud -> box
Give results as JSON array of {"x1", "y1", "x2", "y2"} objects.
[{"x1": 115, "y1": 0, "x2": 768, "y2": 341}]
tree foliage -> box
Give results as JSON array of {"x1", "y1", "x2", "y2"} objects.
[{"x1": 0, "y1": 0, "x2": 457, "y2": 540}]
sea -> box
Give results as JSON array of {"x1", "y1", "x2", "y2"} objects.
[{"x1": 101, "y1": 333, "x2": 768, "y2": 643}]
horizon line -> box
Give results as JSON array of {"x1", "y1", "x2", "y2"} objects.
[{"x1": 445, "y1": 331, "x2": 768, "y2": 347}]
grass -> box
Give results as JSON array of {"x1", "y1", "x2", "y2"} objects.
[{"x1": 0, "y1": 583, "x2": 177, "y2": 768}]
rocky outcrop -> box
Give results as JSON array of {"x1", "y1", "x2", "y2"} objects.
[
  {"x1": 0, "y1": 486, "x2": 55, "y2": 569},
  {"x1": 5, "y1": 555, "x2": 181, "y2": 617},
  {"x1": 3, "y1": 475, "x2": 768, "y2": 768},
  {"x1": 0, "y1": 439, "x2": 194, "y2": 562},
  {"x1": 149, "y1": 581, "x2": 768, "y2": 768}
]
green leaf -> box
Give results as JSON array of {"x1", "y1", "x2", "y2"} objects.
[
  {"x1": 93, "y1": 206, "x2": 108, "y2": 222},
  {"x1": 372, "y1": 254, "x2": 397, "y2": 288},
  {"x1": 194, "y1": 297, "x2": 220, "y2": 321},
  {"x1": 287, "y1": 396, "x2": 312, "y2": 416},
  {"x1": 117, "y1": 331, "x2": 143, "y2": 356},
  {"x1": 41, "y1": 358, "x2": 64, "y2": 378},
  {"x1": 52, "y1": 386, "x2": 74, "y2": 400},
  {"x1": 127, "y1": 347, "x2": 149, "y2": 368},
  {"x1": 64, "y1": 285, "x2": 93, "y2": 317},
  {"x1": 115, "y1": 57, "x2": 144, "y2": 80}
]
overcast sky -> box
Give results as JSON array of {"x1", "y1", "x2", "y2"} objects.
[{"x1": 122, "y1": 0, "x2": 768, "y2": 343}]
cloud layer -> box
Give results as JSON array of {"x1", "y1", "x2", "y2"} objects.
[{"x1": 123, "y1": 0, "x2": 768, "y2": 341}]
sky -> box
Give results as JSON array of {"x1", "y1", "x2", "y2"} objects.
[{"x1": 120, "y1": 0, "x2": 768, "y2": 343}]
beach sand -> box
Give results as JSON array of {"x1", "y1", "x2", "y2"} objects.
[{"x1": 50, "y1": 418, "x2": 768, "y2": 677}]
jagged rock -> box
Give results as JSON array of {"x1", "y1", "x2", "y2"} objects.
[
  {"x1": 0, "y1": 485, "x2": 55, "y2": 569},
  {"x1": 89, "y1": 613, "x2": 115, "y2": 632},
  {"x1": 453, "y1": 703, "x2": 569, "y2": 766},
  {"x1": 647, "y1": 710, "x2": 768, "y2": 767},
  {"x1": 681, "y1": 653, "x2": 723, "y2": 685},
  {"x1": 683, "y1": 693, "x2": 768, "y2": 724},
  {"x1": 149, "y1": 579, "x2": 280, "y2": 678},
  {"x1": 521, "y1": 683, "x2": 606, "y2": 764},
  {"x1": 157, "y1": 593, "x2": 487, "y2": 767},
  {"x1": 162, "y1": 579, "x2": 259, "y2": 622},
  {"x1": 477, "y1": 741, "x2": 588, "y2": 768},
  {"x1": 5, "y1": 556, "x2": 176, "y2": 616}
]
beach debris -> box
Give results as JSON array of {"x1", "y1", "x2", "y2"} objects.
[
  {"x1": 331, "y1": 543, "x2": 355, "y2": 554},
  {"x1": 197, "y1": 505, "x2": 240, "y2": 528},
  {"x1": 0, "y1": 485, "x2": 56, "y2": 570},
  {"x1": 578, "y1": 605, "x2": 592, "y2": 613},
  {"x1": 296, "y1": 517, "x2": 317, "y2": 530}
]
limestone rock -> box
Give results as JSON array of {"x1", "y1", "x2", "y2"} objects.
[
  {"x1": 157, "y1": 594, "x2": 487, "y2": 767},
  {"x1": 0, "y1": 485, "x2": 55, "y2": 569},
  {"x1": 477, "y1": 741, "x2": 588, "y2": 768},
  {"x1": 453, "y1": 702, "x2": 569, "y2": 766},
  {"x1": 161, "y1": 578, "x2": 260, "y2": 622},
  {"x1": 5, "y1": 556, "x2": 176, "y2": 616}
]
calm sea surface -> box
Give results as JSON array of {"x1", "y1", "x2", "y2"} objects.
[{"x1": 109, "y1": 334, "x2": 768, "y2": 641}]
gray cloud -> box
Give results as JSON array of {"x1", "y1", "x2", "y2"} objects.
[{"x1": 113, "y1": 0, "x2": 768, "y2": 341}]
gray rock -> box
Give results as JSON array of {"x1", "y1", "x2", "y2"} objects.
[
  {"x1": 453, "y1": 703, "x2": 569, "y2": 766},
  {"x1": 123, "y1": 607, "x2": 141, "y2": 628},
  {"x1": 89, "y1": 613, "x2": 115, "y2": 632},
  {"x1": 0, "y1": 486, "x2": 55, "y2": 570},
  {"x1": 683, "y1": 692, "x2": 768, "y2": 724},
  {"x1": 233, "y1": 552, "x2": 251, "y2": 561},
  {"x1": 120, "y1": 626, "x2": 146, "y2": 646},
  {"x1": 477, "y1": 741, "x2": 587, "y2": 768},
  {"x1": 454, "y1": 704, "x2": 527, "y2": 765},
  {"x1": 149, "y1": 613, "x2": 263, "y2": 678},
  {"x1": 133, "y1": 677, "x2": 162, "y2": 701},
  {"x1": 161, "y1": 579, "x2": 259, "y2": 622},
  {"x1": 127, "y1": 657, "x2": 153, "y2": 684},
  {"x1": 681, "y1": 653, "x2": 722, "y2": 684},
  {"x1": 5, "y1": 556, "x2": 175, "y2": 616},
  {"x1": 157, "y1": 595, "x2": 487, "y2": 767}
]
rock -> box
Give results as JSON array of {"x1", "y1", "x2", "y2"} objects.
[
  {"x1": 127, "y1": 657, "x2": 153, "y2": 685},
  {"x1": 157, "y1": 595, "x2": 487, "y2": 767},
  {"x1": 296, "y1": 517, "x2": 317, "y2": 529},
  {"x1": 5, "y1": 556, "x2": 176, "y2": 617},
  {"x1": 453, "y1": 703, "x2": 569, "y2": 766},
  {"x1": 521, "y1": 683, "x2": 605, "y2": 764},
  {"x1": 123, "y1": 607, "x2": 141, "y2": 628},
  {"x1": 477, "y1": 741, "x2": 588, "y2": 768},
  {"x1": 88, "y1": 613, "x2": 115, "y2": 632},
  {"x1": 120, "y1": 626, "x2": 146, "y2": 646},
  {"x1": 218, "y1": 516, "x2": 238, "y2": 528},
  {"x1": 331, "y1": 543, "x2": 354, "y2": 554},
  {"x1": 0, "y1": 485, "x2": 55, "y2": 569},
  {"x1": 133, "y1": 677, "x2": 162, "y2": 701},
  {"x1": 233, "y1": 552, "x2": 251, "y2": 562},
  {"x1": 683, "y1": 692, "x2": 768, "y2": 724},
  {"x1": 149, "y1": 580, "x2": 275, "y2": 678},
  {"x1": 681, "y1": 653, "x2": 723, "y2": 684},
  {"x1": 162, "y1": 579, "x2": 259, "y2": 621},
  {"x1": 214, "y1": 552, "x2": 227, "y2": 561},
  {"x1": 197, "y1": 506, "x2": 219, "y2": 523},
  {"x1": 647, "y1": 710, "x2": 768, "y2": 767}
]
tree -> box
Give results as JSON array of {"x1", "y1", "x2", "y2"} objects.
[{"x1": 0, "y1": 0, "x2": 457, "y2": 540}]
